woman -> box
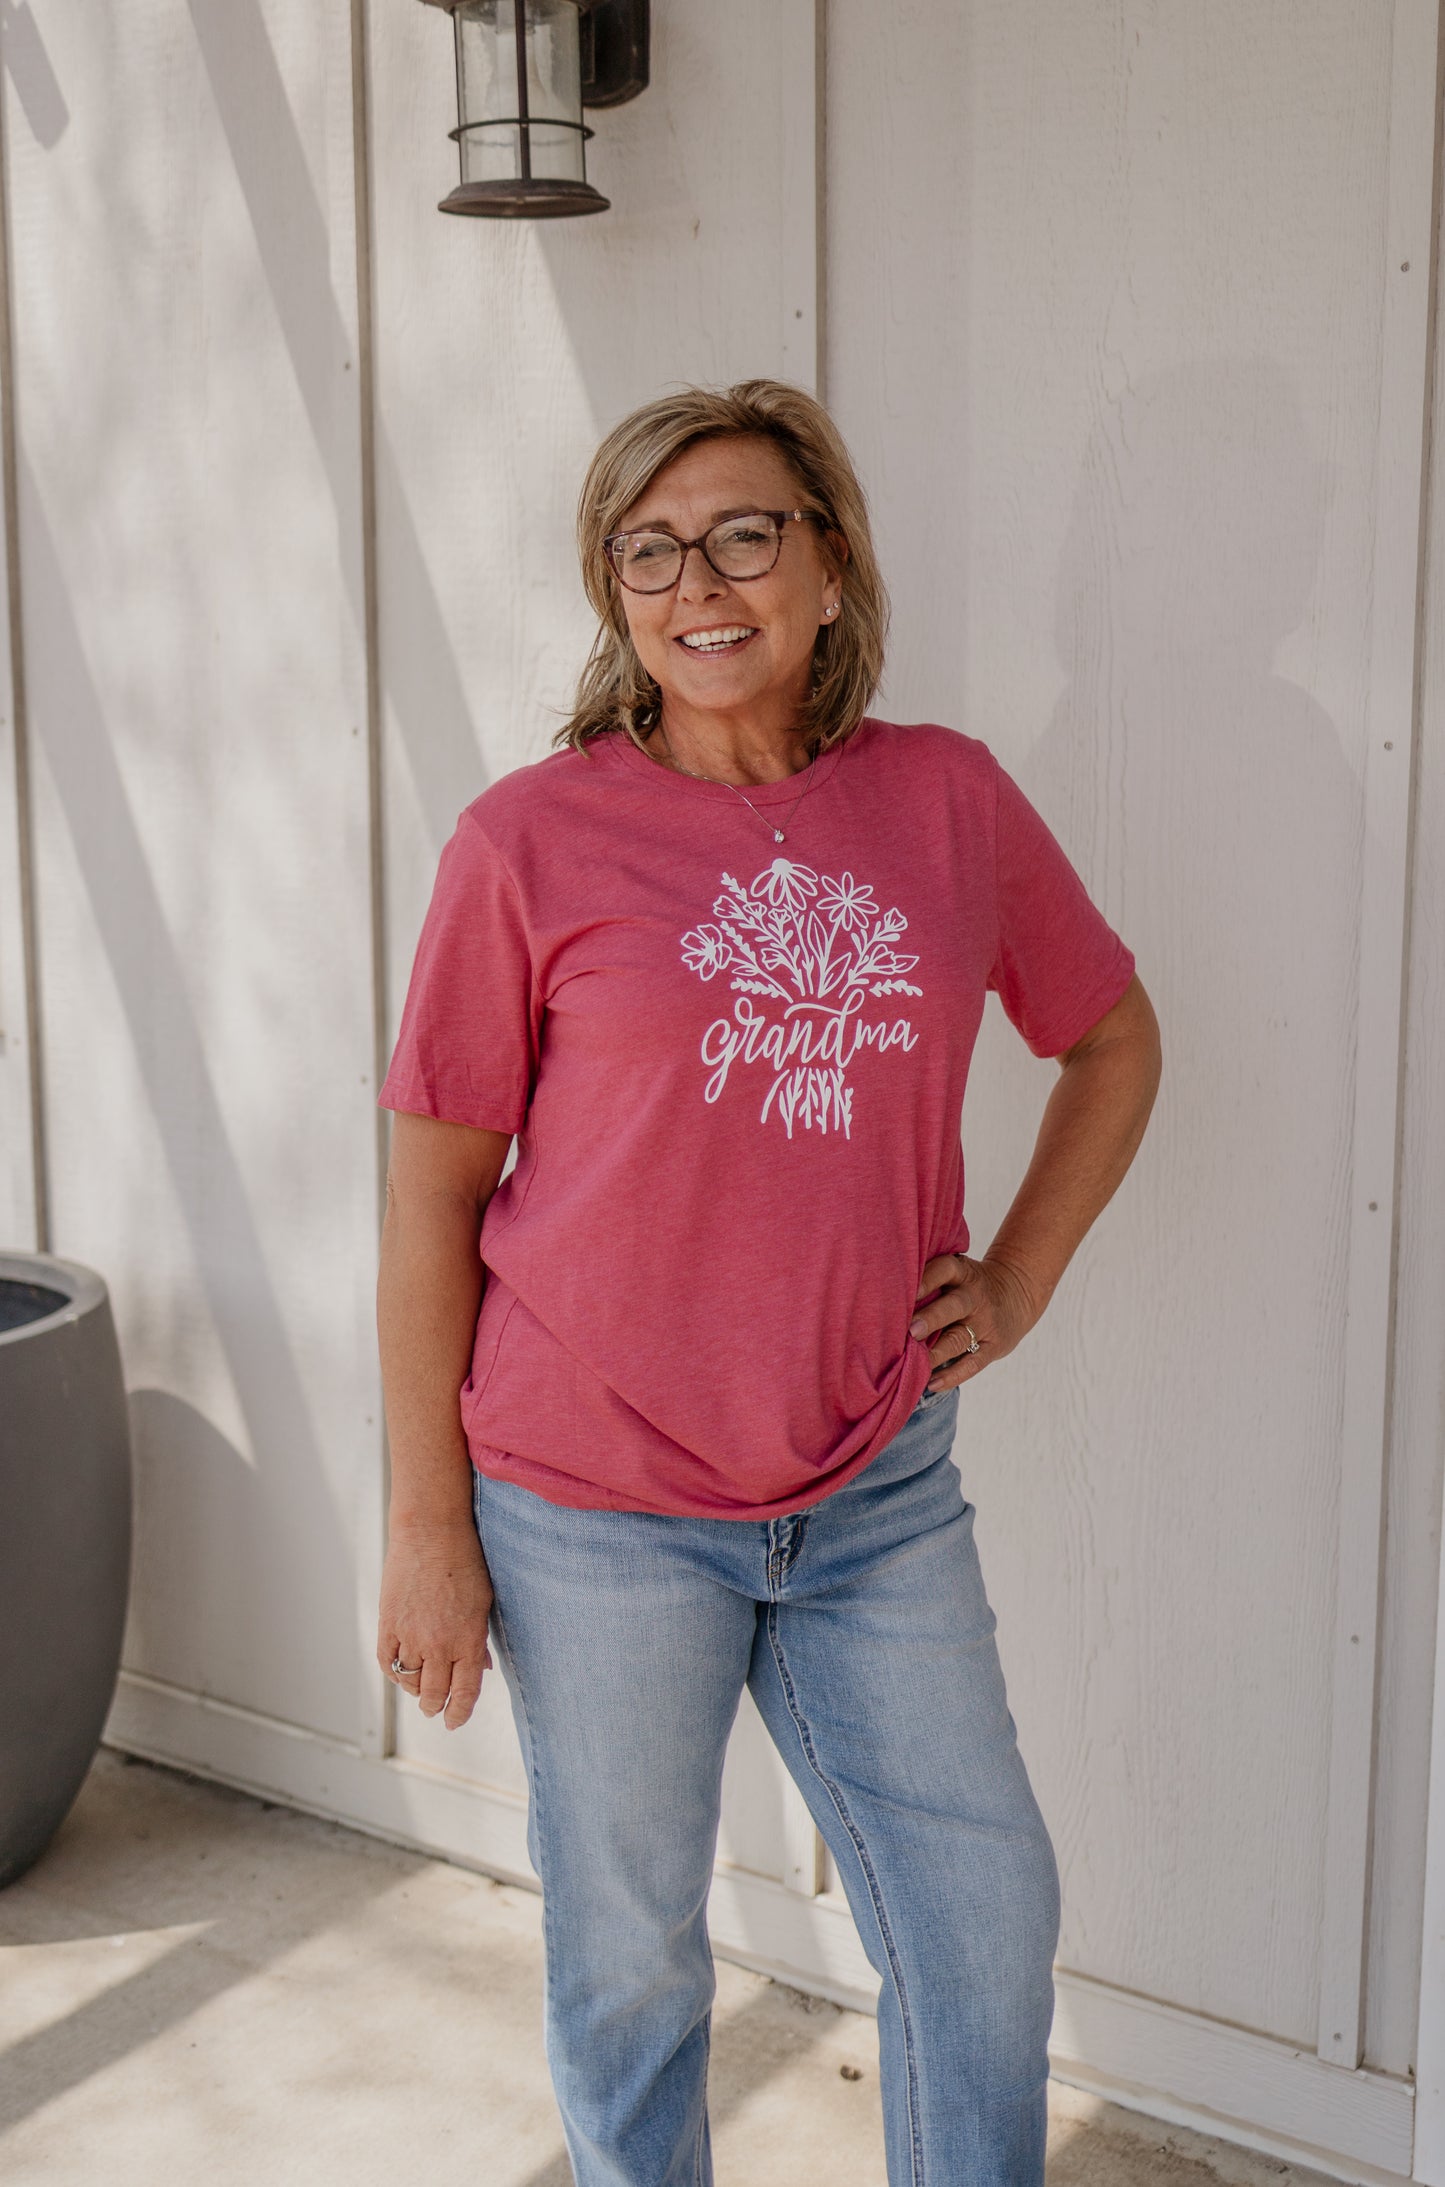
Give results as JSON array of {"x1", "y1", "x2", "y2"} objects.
[{"x1": 375, "y1": 379, "x2": 1160, "y2": 2186}]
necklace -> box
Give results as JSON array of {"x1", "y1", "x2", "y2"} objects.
[{"x1": 658, "y1": 724, "x2": 820, "y2": 843}]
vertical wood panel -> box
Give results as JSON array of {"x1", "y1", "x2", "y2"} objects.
[
  {"x1": 6, "y1": 1, "x2": 383, "y2": 1746},
  {"x1": 1316, "y1": 0, "x2": 1440, "y2": 2070},
  {"x1": 827, "y1": 0, "x2": 1415, "y2": 2055}
]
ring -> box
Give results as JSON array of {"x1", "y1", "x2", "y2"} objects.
[
  {"x1": 390, "y1": 1654, "x2": 422, "y2": 1677},
  {"x1": 962, "y1": 1324, "x2": 981, "y2": 1355}
]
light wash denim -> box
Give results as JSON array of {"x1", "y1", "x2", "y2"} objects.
[{"x1": 472, "y1": 1385, "x2": 1061, "y2": 2187}]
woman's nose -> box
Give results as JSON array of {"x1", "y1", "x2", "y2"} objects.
[{"x1": 675, "y1": 542, "x2": 725, "y2": 600}]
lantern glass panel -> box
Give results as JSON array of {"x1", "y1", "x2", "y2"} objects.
[{"x1": 455, "y1": 0, "x2": 587, "y2": 187}]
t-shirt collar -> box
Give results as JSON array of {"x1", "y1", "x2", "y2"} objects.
[{"x1": 602, "y1": 716, "x2": 872, "y2": 806}]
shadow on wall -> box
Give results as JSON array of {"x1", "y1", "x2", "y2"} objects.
[
  {"x1": 185, "y1": 0, "x2": 490, "y2": 844},
  {"x1": 8, "y1": 0, "x2": 498, "y2": 1751},
  {"x1": 2, "y1": 0, "x2": 68, "y2": 147},
  {"x1": 19, "y1": 468, "x2": 365, "y2": 1737},
  {"x1": 124, "y1": 1389, "x2": 361, "y2": 1727}
]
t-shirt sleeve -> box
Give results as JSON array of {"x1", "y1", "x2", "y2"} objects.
[
  {"x1": 987, "y1": 758, "x2": 1136, "y2": 1058},
  {"x1": 378, "y1": 811, "x2": 541, "y2": 1134}
]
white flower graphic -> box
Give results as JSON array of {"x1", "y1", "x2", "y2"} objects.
[
  {"x1": 680, "y1": 858, "x2": 923, "y2": 1137},
  {"x1": 748, "y1": 858, "x2": 819, "y2": 915},
  {"x1": 679, "y1": 923, "x2": 731, "y2": 980},
  {"x1": 816, "y1": 871, "x2": 877, "y2": 933}
]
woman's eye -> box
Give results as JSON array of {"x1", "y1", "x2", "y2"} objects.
[{"x1": 628, "y1": 537, "x2": 672, "y2": 562}]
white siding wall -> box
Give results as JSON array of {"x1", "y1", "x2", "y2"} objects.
[
  {"x1": 0, "y1": 3, "x2": 1438, "y2": 2179},
  {"x1": 0, "y1": 1, "x2": 384, "y2": 1746},
  {"x1": 826, "y1": 0, "x2": 1430, "y2": 2072}
]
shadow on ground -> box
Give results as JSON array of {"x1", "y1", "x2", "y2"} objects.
[{"x1": 0, "y1": 1751, "x2": 1334, "y2": 2187}]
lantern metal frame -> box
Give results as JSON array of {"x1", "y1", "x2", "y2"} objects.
[{"x1": 419, "y1": 0, "x2": 650, "y2": 219}]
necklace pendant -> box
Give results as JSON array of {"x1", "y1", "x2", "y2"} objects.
[{"x1": 773, "y1": 828, "x2": 785, "y2": 842}]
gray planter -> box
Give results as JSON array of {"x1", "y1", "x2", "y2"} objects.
[{"x1": 0, "y1": 1252, "x2": 132, "y2": 1888}]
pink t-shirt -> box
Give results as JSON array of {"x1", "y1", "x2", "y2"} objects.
[{"x1": 379, "y1": 717, "x2": 1135, "y2": 1518}]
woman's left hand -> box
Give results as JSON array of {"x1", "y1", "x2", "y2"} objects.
[{"x1": 909, "y1": 1254, "x2": 1045, "y2": 1393}]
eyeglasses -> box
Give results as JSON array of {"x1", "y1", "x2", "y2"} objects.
[{"x1": 602, "y1": 509, "x2": 821, "y2": 594}]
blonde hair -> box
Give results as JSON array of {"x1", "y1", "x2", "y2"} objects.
[{"x1": 554, "y1": 379, "x2": 889, "y2": 756}]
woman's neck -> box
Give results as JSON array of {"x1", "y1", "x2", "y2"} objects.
[{"x1": 648, "y1": 706, "x2": 816, "y2": 786}]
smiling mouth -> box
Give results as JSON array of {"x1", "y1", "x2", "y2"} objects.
[{"x1": 675, "y1": 626, "x2": 758, "y2": 656}]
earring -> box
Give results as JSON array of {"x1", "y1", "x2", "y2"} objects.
[{"x1": 825, "y1": 603, "x2": 839, "y2": 617}]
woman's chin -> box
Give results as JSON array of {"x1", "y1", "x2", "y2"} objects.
[
  {"x1": 661, "y1": 677, "x2": 763, "y2": 719},
  {"x1": 654, "y1": 660, "x2": 810, "y2": 721}
]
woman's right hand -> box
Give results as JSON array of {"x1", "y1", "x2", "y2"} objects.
[{"x1": 377, "y1": 1518, "x2": 495, "y2": 1731}]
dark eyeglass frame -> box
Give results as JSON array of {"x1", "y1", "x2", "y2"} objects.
[{"x1": 602, "y1": 508, "x2": 823, "y2": 593}]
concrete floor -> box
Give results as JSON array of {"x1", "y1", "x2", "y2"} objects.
[{"x1": 0, "y1": 1750, "x2": 1339, "y2": 2187}]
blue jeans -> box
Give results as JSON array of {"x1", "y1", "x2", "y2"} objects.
[{"x1": 472, "y1": 1387, "x2": 1060, "y2": 2186}]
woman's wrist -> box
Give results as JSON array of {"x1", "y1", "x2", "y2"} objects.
[
  {"x1": 977, "y1": 1247, "x2": 1056, "y2": 1332},
  {"x1": 387, "y1": 1448, "x2": 478, "y2": 1538},
  {"x1": 388, "y1": 1503, "x2": 477, "y2": 1542}
]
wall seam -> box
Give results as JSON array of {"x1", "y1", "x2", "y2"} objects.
[
  {"x1": 1317, "y1": 0, "x2": 1445, "y2": 2068},
  {"x1": 0, "y1": 20, "x2": 45, "y2": 1250},
  {"x1": 350, "y1": 0, "x2": 395, "y2": 1757},
  {"x1": 1403, "y1": 8, "x2": 1445, "y2": 2167},
  {"x1": 1380, "y1": 0, "x2": 1445, "y2": 2092}
]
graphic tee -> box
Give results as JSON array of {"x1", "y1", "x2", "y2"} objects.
[{"x1": 378, "y1": 718, "x2": 1136, "y2": 1518}]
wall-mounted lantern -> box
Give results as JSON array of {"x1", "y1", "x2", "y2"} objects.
[{"x1": 419, "y1": 0, "x2": 649, "y2": 219}]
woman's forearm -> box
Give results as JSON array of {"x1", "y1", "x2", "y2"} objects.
[
  {"x1": 377, "y1": 1187, "x2": 486, "y2": 1534},
  {"x1": 984, "y1": 988, "x2": 1161, "y2": 1317}
]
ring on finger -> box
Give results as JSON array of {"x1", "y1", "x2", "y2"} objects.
[
  {"x1": 390, "y1": 1654, "x2": 422, "y2": 1678},
  {"x1": 961, "y1": 1323, "x2": 981, "y2": 1355}
]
